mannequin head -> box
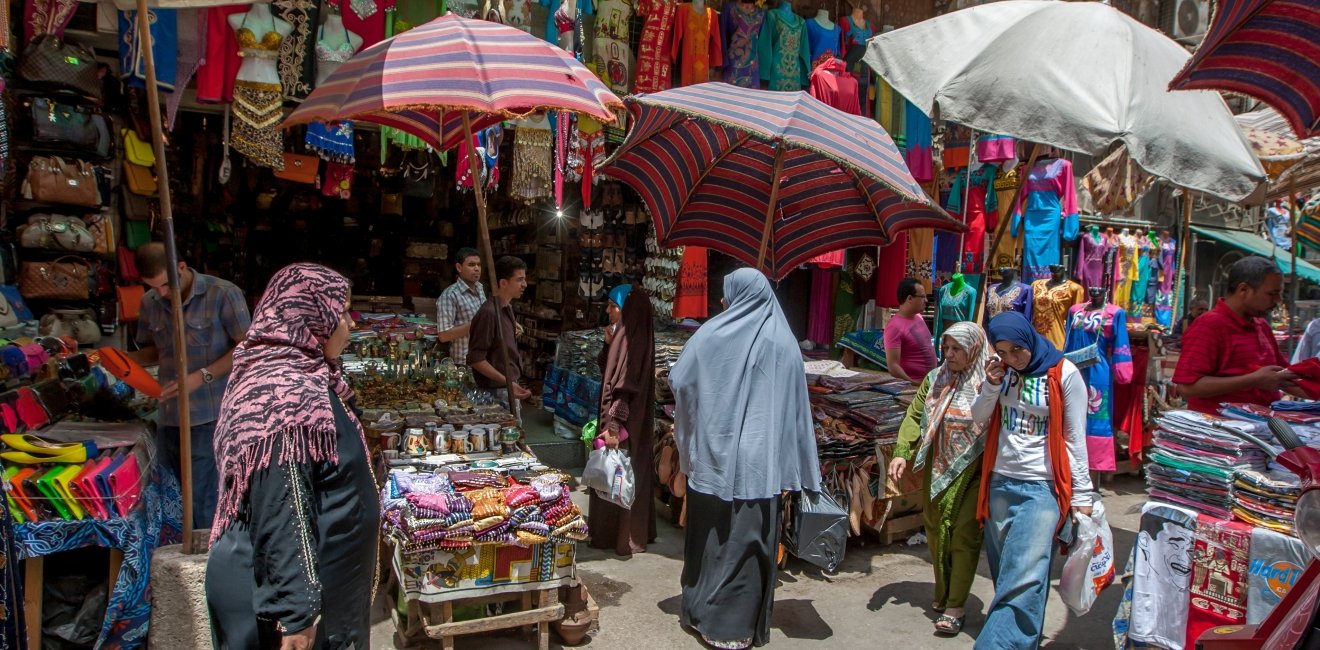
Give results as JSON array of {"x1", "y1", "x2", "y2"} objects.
[
  {"x1": 1089, "y1": 223, "x2": 1100, "y2": 236},
  {"x1": 848, "y1": 1, "x2": 865, "y2": 16},
  {"x1": 998, "y1": 267, "x2": 1017, "y2": 286},
  {"x1": 1088, "y1": 286, "x2": 1105, "y2": 307},
  {"x1": 1049, "y1": 264, "x2": 1066, "y2": 283},
  {"x1": 777, "y1": 0, "x2": 794, "y2": 14},
  {"x1": 951, "y1": 272, "x2": 965, "y2": 290}
]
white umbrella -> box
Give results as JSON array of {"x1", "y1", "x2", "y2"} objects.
[{"x1": 864, "y1": 0, "x2": 1266, "y2": 204}]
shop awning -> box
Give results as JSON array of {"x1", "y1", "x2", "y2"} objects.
[{"x1": 1190, "y1": 226, "x2": 1320, "y2": 284}]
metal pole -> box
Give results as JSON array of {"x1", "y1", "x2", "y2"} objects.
[
  {"x1": 1172, "y1": 188, "x2": 1195, "y2": 332},
  {"x1": 1288, "y1": 179, "x2": 1300, "y2": 356},
  {"x1": 135, "y1": 0, "x2": 195, "y2": 553},
  {"x1": 957, "y1": 128, "x2": 978, "y2": 270},
  {"x1": 975, "y1": 142, "x2": 1043, "y2": 323},
  {"x1": 461, "y1": 113, "x2": 518, "y2": 417}
]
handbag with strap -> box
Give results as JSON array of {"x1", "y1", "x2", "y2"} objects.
[
  {"x1": 0, "y1": 287, "x2": 34, "y2": 321},
  {"x1": 117, "y1": 285, "x2": 145, "y2": 322},
  {"x1": 18, "y1": 256, "x2": 92, "y2": 300},
  {"x1": 22, "y1": 156, "x2": 100, "y2": 207},
  {"x1": 274, "y1": 153, "x2": 320, "y2": 184},
  {"x1": 123, "y1": 161, "x2": 157, "y2": 196},
  {"x1": 18, "y1": 213, "x2": 96, "y2": 252},
  {"x1": 121, "y1": 128, "x2": 154, "y2": 167},
  {"x1": 120, "y1": 187, "x2": 156, "y2": 222},
  {"x1": 117, "y1": 246, "x2": 140, "y2": 284},
  {"x1": 0, "y1": 293, "x2": 18, "y2": 328},
  {"x1": 38, "y1": 309, "x2": 100, "y2": 345},
  {"x1": 83, "y1": 210, "x2": 117, "y2": 257},
  {"x1": 29, "y1": 97, "x2": 111, "y2": 158},
  {"x1": 18, "y1": 35, "x2": 101, "y2": 101}
]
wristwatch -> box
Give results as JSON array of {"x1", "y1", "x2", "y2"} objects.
[{"x1": 200, "y1": 367, "x2": 214, "y2": 384}]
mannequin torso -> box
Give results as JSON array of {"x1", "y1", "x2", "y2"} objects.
[
  {"x1": 230, "y1": 3, "x2": 294, "y2": 86},
  {"x1": 813, "y1": 9, "x2": 833, "y2": 29},
  {"x1": 315, "y1": 13, "x2": 362, "y2": 85}
]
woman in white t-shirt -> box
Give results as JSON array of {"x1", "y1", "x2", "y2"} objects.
[{"x1": 972, "y1": 312, "x2": 1096, "y2": 650}]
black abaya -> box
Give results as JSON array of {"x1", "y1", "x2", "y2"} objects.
[{"x1": 681, "y1": 489, "x2": 781, "y2": 648}]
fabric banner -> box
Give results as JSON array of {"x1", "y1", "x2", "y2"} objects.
[
  {"x1": 394, "y1": 542, "x2": 577, "y2": 603},
  {"x1": 1185, "y1": 515, "x2": 1252, "y2": 645}
]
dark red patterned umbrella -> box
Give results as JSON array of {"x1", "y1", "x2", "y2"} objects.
[
  {"x1": 600, "y1": 83, "x2": 961, "y2": 280},
  {"x1": 1169, "y1": 0, "x2": 1320, "y2": 138}
]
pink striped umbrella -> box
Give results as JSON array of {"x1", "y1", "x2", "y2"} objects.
[{"x1": 284, "y1": 14, "x2": 622, "y2": 150}]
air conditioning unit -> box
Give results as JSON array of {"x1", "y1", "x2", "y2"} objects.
[{"x1": 1172, "y1": 0, "x2": 1210, "y2": 41}]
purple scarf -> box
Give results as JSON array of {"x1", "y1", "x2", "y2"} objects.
[{"x1": 210, "y1": 263, "x2": 359, "y2": 544}]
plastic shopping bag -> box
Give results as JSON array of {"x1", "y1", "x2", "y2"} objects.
[
  {"x1": 1059, "y1": 498, "x2": 1116, "y2": 615},
  {"x1": 581, "y1": 448, "x2": 636, "y2": 509}
]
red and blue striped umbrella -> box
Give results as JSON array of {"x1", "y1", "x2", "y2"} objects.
[
  {"x1": 1169, "y1": 0, "x2": 1320, "y2": 138},
  {"x1": 600, "y1": 83, "x2": 962, "y2": 280},
  {"x1": 284, "y1": 14, "x2": 622, "y2": 149}
]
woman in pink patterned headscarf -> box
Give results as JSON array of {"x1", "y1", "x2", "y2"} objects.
[{"x1": 205, "y1": 263, "x2": 379, "y2": 650}]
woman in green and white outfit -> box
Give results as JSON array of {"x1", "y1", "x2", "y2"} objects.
[{"x1": 888, "y1": 321, "x2": 995, "y2": 636}]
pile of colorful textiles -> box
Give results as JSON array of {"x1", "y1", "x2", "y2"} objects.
[
  {"x1": 1147, "y1": 410, "x2": 1270, "y2": 519},
  {"x1": 1231, "y1": 469, "x2": 1300, "y2": 535},
  {"x1": 381, "y1": 469, "x2": 587, "y2": 556}
]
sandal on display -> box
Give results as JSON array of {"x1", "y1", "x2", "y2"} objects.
[{"x1": 933, "y1": 614, "x2": 963, "y2": 636}]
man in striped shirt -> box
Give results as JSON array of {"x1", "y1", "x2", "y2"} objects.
[{"x1": 436, "y1": 248, "x2": 485, "y2": 364}]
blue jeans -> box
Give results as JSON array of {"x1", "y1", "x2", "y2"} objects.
[
  {"x1": 975, "y1": 475, "x2": 1060, "y2": 650},
  {"x1": 156, "y1": 422, "x2": 218, "y2": 530}
]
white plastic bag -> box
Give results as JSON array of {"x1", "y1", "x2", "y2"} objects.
[
  {"x1": 581, "y1": 448, "x2": 635, "y2": 509},
  {"x1": 1059, "y1": 498, "x2": 1116, "y2": 615}
]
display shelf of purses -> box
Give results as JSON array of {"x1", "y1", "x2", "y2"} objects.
[{"x1": 1, "y1": 367, "x2": 182, "y2": 650}]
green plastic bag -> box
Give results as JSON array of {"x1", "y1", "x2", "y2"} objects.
[{"x1": 581, "y1": 419, "x2": 598, "y2": 448}]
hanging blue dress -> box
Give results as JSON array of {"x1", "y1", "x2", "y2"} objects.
[
  {"x1": 1011, "y1": 158, "x2": 1079, "y2": 281},
  {"x1": 1064, "y1": 303, "x2": 1133, "y2": 472}
]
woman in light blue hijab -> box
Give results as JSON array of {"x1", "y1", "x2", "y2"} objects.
[{"x1": 669, "y1": 268, "x2": 820, "y2": 650}]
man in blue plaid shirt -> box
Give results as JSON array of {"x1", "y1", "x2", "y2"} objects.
[
  {"x1": 129, "y1": 243, "x2": 250, "y2": 528},
  {"x1": 436, "y1": 247, "x2": 486, "y2": 364}
]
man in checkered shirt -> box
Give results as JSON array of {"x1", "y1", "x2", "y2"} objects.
[{"x1": 436, "y1": 247, "x2": 486, "y2": 364}]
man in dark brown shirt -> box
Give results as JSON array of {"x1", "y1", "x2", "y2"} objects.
[{"x1": 467, "y1": 256, "x2": 531, "y2": 416}]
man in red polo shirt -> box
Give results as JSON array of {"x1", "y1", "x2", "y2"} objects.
[{"x1": 1174, "y1": 256, "x2": 1301, "y2": 414}]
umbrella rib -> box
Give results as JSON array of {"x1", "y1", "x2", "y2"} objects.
[{"x1": 669, "y1": 131, "x2": 757, "y2": 229}]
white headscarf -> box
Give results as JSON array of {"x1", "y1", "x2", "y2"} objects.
[{"x1": 669, "y1": 268, "x2": 821, "y2": 501}]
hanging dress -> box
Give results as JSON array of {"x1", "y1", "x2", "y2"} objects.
[
  {"x1": 905, "y1": 101, "x2": 933, "y2": 183},
  {"x1": 840, "y1": 15, "x2": 872, "y2": 117},
  {"x1": 804, "y1": 18, "x2": 840, "y2": 66},
  {"x1": 1064, "y1": 303, "x2": 1133, "y2": 471},
  {"x1": 1156, "y1": 238, "x2": 1177, "y2": 327},
  {"x1": 932, "y1": 282, "x2": 976, "y2": 343},
  {"x1": 986, "y1": 281, "x2": 1033, "y2": 320},
  {"x1": 1030, "y1": 278, "x2": 1084, "y2": 350},
  {"x1": 1074, "y1": 231, "x2": 1107, "y2": 290},
  {"x1": 758, "y1": 8, "x2": 809, "y2": 91},
  {"x1": 275, "y1": 0, "x2": 322, "y2": 102},
  {"x1": 1011, "y1": 158, "x2": 1080, "y2": 282},
  {"x1": 975, "y1": 134, "x2": 1016, "y2": 163},
  {"x1": 719, "y1": 1, "x2": 764, "y2": 88},
  {"x1": 1131, "y1": 240, "x2": 1153, "y2": 318},
  {"x1": 594, "y1": 0, "x2": 635, "y2": 95},
  {"x1": 119, "y1": 8, "x2": 178, "y2": 92},
  {"x1": 339, "y1": 0, "x2": 388, "y2": 48},
  {"x1": 946, "y1": 164, "x2": 998, "y2": 276},
  {"x1": 1113, "y1": 233, "x2": 1138, "y2": 307},
  {"x1": 231, "y1": 12, "x2": 286, "y2": 170},
  {"x1": 635, "y1": 0, "x2": 680, "y2": 93},
  {"x1": 197, "y1": 5, "x2": 249, "y2": 103},
  {"x1": 672, "y1": 3, "x2": 722, "y2": 86}
]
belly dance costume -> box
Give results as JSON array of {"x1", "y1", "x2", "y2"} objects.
[
  {"x1": 232, "y1": 14, "x2": 286, "y2": 170},
  {"x1": 305, "y1": 25, "x2": 357, "y2": 163}
]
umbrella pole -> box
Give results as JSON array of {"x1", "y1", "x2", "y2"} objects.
[
  {"x1": 135, "y1": 0, "x2": 196, "y2": 554},
  {"x1": 461, "y1": 114, "x2": 519, "y2": 418},
  {"x1": 1288, "y1": 178, "x2": 1299, "y2": 357},
  {"x1": 1172, "y1": 187, "x2": 1194, "y2": 333},
  {"x1": 957, "y1": 129, "x2": 977, "y2": 272},
  {"x1": 756, "y1": 146, "x2": 788, "y2": 274},
  {"x1": 975, "y1": 143, "x2": 1043, "y2": 324}
]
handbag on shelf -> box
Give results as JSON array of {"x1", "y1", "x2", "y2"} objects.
[
  {"x1": 18, "y1": 214, "x2": 96, "y2": 252},
  {"x1": 402, "y1": 154, "x2": 435, "y2": 198},
  {"x1": 0, "y1": 292, "x2": 18, "y2": 328},
  {"x1": 322, "y1": 162, "x2": 353, "y2": 198},
  {"x1": 22, "y1": 156, "x2": 100, "y2": 207},
  {"x1": 18, "y1": 256, "x2": 93, "y2": 300},
  {"x1": 117, "y1": 246, "x2": 140, "y2": 284},
  {"x1": 274, "y1": 153, "x2": 319, "y2": 184},
  {"x1": 0, "y1": 287, "x2": 34, "y2": 321},
  {"x1": 38, "y1": 309, "x2": 100, "y2": 345},
  {"x1": 83, "y1": 210, "x2": 117, "y2": 257},
  {"x1": 18, "y1": 35, "x2": 102, "y2": 101},
  {"x1": 120, "y1": 187, "x2": 156, "y2": 222},
  {"x1": 28, "y1": 97, "x2": 111, "y2": 158},
  {"x1": 121, "y1": 128, "x2": 154, "y2": 167},
  {"x1": 123, "y1": 161, "x2": 157, "y2": 196},
  {"x1": 116, "y1": 285, "x2": 145, "y2": 322}
]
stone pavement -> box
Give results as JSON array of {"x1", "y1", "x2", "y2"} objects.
[{"x1": 371, "y1": 473, "x2": 1149, "y2": 649}]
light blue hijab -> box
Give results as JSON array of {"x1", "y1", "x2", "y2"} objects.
[{"x1": 669, "y1": 268, "x2": 821, "y2": 501}]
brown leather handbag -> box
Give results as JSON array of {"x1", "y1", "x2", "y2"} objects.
[
  {"x1": 22, "y1": 156, "x2": 100, "y2": 207},
  {"x1": 84, "y1": 210, "x2": 118, "y2": 257},
  {"x1": 123, "y1": 161, "x2": 157, "y2": 196},
  {"x1": 274, "y1": 154, "x2": 320, "y2": 184},
  {"x1": 18, "y1": 256, "x2": 92, "y2": 300}
]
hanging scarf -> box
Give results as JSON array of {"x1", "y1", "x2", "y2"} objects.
[
  {"x1": 210, "y1": 263, "x2": 361, "y2": 544},
  {"x1": 914, "y1": 321, "x2": 991, "y2": 497}
]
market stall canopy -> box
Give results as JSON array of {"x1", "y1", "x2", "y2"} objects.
[
  {"x1": 284, "y1": 14, "x2": 623, "y2": 151},
  {"x1": 863, "y1": 0, "x2": 1267, "y2": 204},
  {"x1": 1190, "y1": 225, "x2": 1320, "y2": 283},
  {"x1": 1168, "y1": 0, "x2": 1320, "y2": 140},
  {"x1": 600, "y1": 83, "x2": 962, "y2": 280}
]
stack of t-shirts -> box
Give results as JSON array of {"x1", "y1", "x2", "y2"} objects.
[
  {"x1": 1148, "y1": 410, "x2": 1271, "y2": 519},
  {"x1": 1231, "y1": 468, "x2": 1300, "y2": 535},
  {"x1": 1222, "y1": 402, "x2": 1320, "y2": 454}
]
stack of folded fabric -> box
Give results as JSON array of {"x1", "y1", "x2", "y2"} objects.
[
  {"x1": 381, "y1": 469, "x2": 586, "y2": 556},
  {"x1": 1147, "y1": 410, "x2": 1271, "y2": 519},
  {"x1": 1231, "y1": 468, "x2": 1300, "y2": 535}
]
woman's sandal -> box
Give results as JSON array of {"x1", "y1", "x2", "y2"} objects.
[{"x1": 934, "y1": 614, "x2": 964, "y2": 636}]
